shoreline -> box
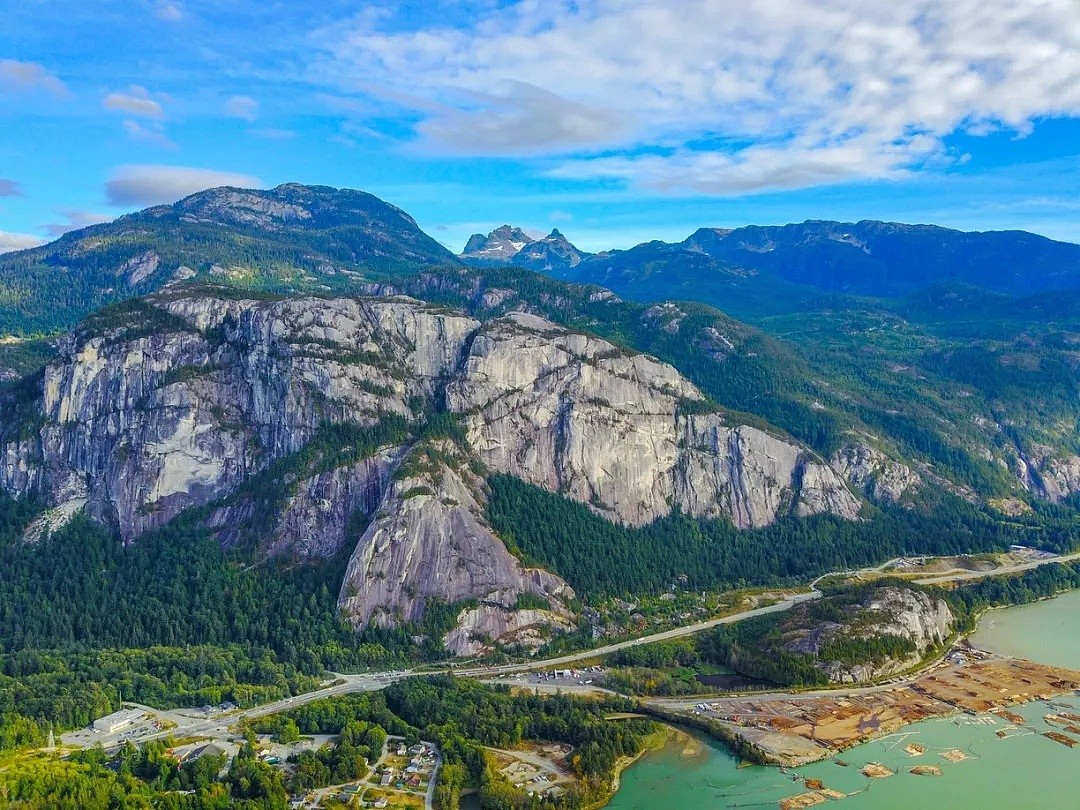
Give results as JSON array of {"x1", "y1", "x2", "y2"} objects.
[
  {"x1": 590, "y1": 725, "x2": 699, "y2": 810},
  {"x1": 628, "y1": 589, "x2": 1080, "y2": 771}
]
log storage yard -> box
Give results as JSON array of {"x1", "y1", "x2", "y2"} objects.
[{"x1": 665, "y1": 649, "x2": 1080, "y2": 768}]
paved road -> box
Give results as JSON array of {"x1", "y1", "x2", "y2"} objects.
[
  {"x1": 912, "y1": 551, "x2": 1080, "y2": 586},
  {"x1": 63, "y1": 549, "x2": 1080, "y2": 751},
  {"x1": 454, "y1": 590, "x2": 823, "y2": 678}
]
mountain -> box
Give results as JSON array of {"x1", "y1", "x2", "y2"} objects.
[
  {"x1": 460, "y1": 226, "x2": 590, "y2": 272},
  {"x1": 4, "y1": 186, "x2": 1078, "y2": 514},
  {"x1": 552, "y1": 220, "x2": 1080, "y2": 301},
  {"x1": 0, "y1": 182, "x2": 458, "y2": 335},
  {"x1": 509, "y1": 228, "x2": 590, "y2": 271},
  {"x1": 461, "y1": 225, "x2": 536, "y2": 262},
  {"x1": 0, "y1": 287, "x2": 862, "y2": 655}
]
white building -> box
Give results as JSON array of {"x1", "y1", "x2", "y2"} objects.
[{"x1": 93, "y1": 708, "x2": 146, "y2": 734}]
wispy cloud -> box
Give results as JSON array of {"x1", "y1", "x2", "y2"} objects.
[
  {"x1": 44, "y1": 208, "x2": 111, "y2": 236},
  {"x1": 0, "y1": 231, "x2": 44, "y2": 254},
  {"x1": 416, "y1": 82, "x2": 629, "y2": 155},
  {"x1": 317, "y1": 0, "x2": 1080, "y2": 194},
  {"x1": 105, "y1": 164, "x2": 264, "y2": 207},
  {"x1": 0, "y1": 179, "x2": 23, "y2": 197},
  {"x1": 155, "y1": 1, "x2": 183, "y2": 22},
  {"x1": 122, "y1": 119, "x2": 176, "y2": 148},
  {"x1": 0, "y1": 59, "x2": 69, "y2": 98},
  {"x1": 224, "y1": 95, "x2": 258, "y2": 121},
  {"x1": 249, "y1": 127, "x2": 296, "y2": 140},
  {"x1": 103, "y1": 85, "x2": 165, "y2": 119}
]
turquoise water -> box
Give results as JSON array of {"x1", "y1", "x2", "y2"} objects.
[
  {"x1": 969, "y1": 589, "x2": 1080, "y2": 669},
  {"x1": 609, "y1": 592, "x2": 1080, "y2": 809}
]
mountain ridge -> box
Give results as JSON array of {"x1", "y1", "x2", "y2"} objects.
[
  {"x1": 459, "y1": 217, "x2": 1080, "y2": 306},
  {"x1": 0, "y1": 182, "x2": 459, "y2": 335}
]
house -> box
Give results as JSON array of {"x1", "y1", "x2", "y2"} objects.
[
  {"x1": 179, "y1": 742, "x2": 227, "y2": 764},
  {"x1": 373, "y1": 799, "x2": 388, "y2": 809},
  {"x1": 380, "y1": 772, "x2": 394, "y2": 786}
]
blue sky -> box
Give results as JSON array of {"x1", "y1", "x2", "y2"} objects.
[{"x1": 2, "y1": 0, "x2": 1079, "y2": 254}]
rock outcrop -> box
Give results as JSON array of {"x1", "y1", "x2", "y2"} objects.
[
  {"x1": 337, "y1": 441, "x2": 575, "y2": 654},
  {"x1": 831, "y1": 441, "x2": 920, "y2": 504},
  {"x1": 1011, "y1": 442, "x2": 1080, "y2": 502},
  {"x1": 785, "y1": 586, "x2": 953, "y2": 683}
]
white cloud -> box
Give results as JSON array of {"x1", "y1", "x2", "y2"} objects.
[
  {"x1": 0, "y1": 179, "x2": 22, "y2": 197},
  {"x1": 416, "y1": 82, "x2": 629, "y2": 155},
  {"x1": 103, "y1": 85, "x2": 164, "y2": 119},
  {"x1": 0, "y1": 59, "x2": 69, "y2": 98},
  {"x1": 44, "y1": 208, "x2": 112, "y2": 237},
  {"x1": 316, "y1": 0, "x2": 1080, "y2": 194},
  {"x1": 224, "y1": 95, "x2": 259, "y2": 121},
  {"x1": 105, "y1": 164, "x2": 264, "y2": 206},
  {"x1": 0, "y1": 231, "x2": 44, "y2": 254}
]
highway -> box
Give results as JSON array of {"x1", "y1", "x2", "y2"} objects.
[{"x1": 62, "y1": 548, "x2": 1080, "y2": 751}]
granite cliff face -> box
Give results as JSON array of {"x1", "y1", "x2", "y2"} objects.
[
  {"x1": 337, "y1": 441, "x2": 575, "y2": 656},
  {"x1": 0, "y1": 291, "x2": 862, "y2": 652},
  {"x1": 831, "y1": 441, "x2": 920, "y2": 504},
  {"x1": 1010, "y1": 442, "x2": 1080, "y2": 502},
  {"x1": 5, "y1": 293, "x2": 477, "y2": 543},
  {"x1": 447, "y1": 312, "x2": 861, "y2": 528}
]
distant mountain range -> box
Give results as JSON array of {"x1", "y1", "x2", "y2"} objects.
[
  {"x1": 4, "y1": 182, "x2": 1079, "y2": 336},
  {"x1": 459, "y1": 219, "x2": 1080, "y2": 310},
  {"x1": 462, "y1": 225, "x2": 588, "y2": 271}
]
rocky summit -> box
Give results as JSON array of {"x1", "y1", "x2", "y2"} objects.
[{"x1": 460, "y1": 225, "x2": 590, "y2": 271}]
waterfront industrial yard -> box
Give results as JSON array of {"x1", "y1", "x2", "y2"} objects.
[{"x1": 665, "y1": 652, "x2": 1080, "y2": 767}]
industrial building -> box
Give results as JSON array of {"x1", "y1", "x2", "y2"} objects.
[{"x1": 93, "y1": 708, "x2": 146, "y2": 734}]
